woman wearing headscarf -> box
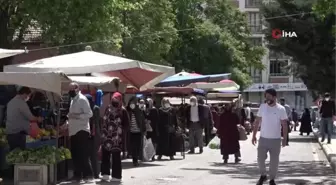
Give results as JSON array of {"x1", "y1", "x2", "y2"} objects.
[
  {"x1": 217, "y1": 103, "x2": 241, "y2": 164},
  {"x1": 126, "y1": 96, "x2": 146, "y2": 166},
  {"x1": 84, "y1": 94, "x2": 101, "y2": 179},
  {"x1": 144, "y1": 98, "x2": 159, "y2": 160},
  {"x1": 157, "y1": 98, "x2": 178, "y2": 160},
  {"x1": 299, "y1": 108, "x2": 313, "y2": 136},
  {"x1": 100, "y1": 92, "x2": 129, "y2": 182}
]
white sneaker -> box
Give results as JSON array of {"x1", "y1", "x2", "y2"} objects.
[
  {"x1": 111, "y1": 178, "x2": 122, "y2": 182},
  {"x1": 101, "y1": 175, "x2": 110, "y2": 181},
  {"x1": 83, "y1": 178, "x2": 96, "y2": 184}
]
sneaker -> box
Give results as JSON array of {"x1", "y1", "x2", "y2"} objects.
[
  {"x1": 199, "y1": 148, "x2": 203, "y2": 154},
  {"x1": 235, "y1": 158, "x2": 241, "y2": 163},
  {"x1": 188, "y1": 150, "x2": 195, "y2": 154},
  {"x1": 223, "y1": 159, "x2": 228, "y2": 164},
  {"x1": 111, "y1": 178, "x2": 122, "y2": 182},
  {"x1": 256, "y1": 175, "x2": 267, "y2": 185},
  {"x1": 269, "y1": 179, "x2": 276, "y2": 185},
  {"x1": 83, "y1": 178, "x2": 96, "y2": 184},
  {"x1": 101, "y1": 175, "x2": 110, "y2": 181}
]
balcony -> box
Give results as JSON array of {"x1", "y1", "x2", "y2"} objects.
[
  {"x1": 249, "y1": 25, "x2": 263, "y2": 34},
  {"x1": 245, "y1": 0, "x2": 261, "y2": 8}
]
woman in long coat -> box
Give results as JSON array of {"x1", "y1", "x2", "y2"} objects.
[
  {"x1": 299, "y1": 108, "x2": 313, "y2": 136},
  {"x1": 217, "y1": 104, "x2": 241, "y2": 164},
  {"x1": 156, "y1": 98, "x2": 177, "y2": 160},
  {"x1": 144, "y1": 98, "x2": 159, "y2": 160}
]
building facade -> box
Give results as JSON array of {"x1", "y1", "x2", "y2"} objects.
[{"x1": 235, "y1": 0, "x2": 313, "y2": 110}]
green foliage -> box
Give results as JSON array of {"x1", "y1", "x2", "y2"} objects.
[
  {"x1": 262, "y1": 0, "x2": 335, "y2": 95},
  {"x1": 312, "y1": 0, "x2": 336, "y2": 34},
  {"x1": 0, "y1": 0, "x2": 266, "y2": 88}
]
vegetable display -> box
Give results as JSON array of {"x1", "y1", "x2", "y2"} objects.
[{"x1": 6, "y1": 146, "x2": 71, "y2": 165}]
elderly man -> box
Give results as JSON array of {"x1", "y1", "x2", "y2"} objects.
[
  {"x1": 185, "y1": 96, "x2": 204, "y2": 154},
  {"x1": 197, "y1": 97, "x2": 214, "y2": 145},
  {"x1": 65, "y1": 83, "x2": 94, "y2": 183}
]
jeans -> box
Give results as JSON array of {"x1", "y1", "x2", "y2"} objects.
[
  {"x1": 101, "y1": 148, "x2": 122, "y2": 179},
  {"x1": 189, "y1": 128, "x2": 203, "y2": 152},
  {"x1": 70, "y1": 131, "x2": 93, "y2": 179},
  {"x1": 130, "y1": 132, "x2": 142, "y2": 164},
  {"x1": 320, "y1": 117, "x2": 333, "y2": 141}
]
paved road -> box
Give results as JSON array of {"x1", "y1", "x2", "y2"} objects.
[{"x1": 61, "y1": 132, "x2": 336, "y2": 185}]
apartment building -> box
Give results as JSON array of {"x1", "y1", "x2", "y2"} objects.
[{"x1": 234, "y1": 0, "x2": 313, "y2": 110}]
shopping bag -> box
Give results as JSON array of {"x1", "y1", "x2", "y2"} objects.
[
  {"x1": 207, "y1": 136, "x2": 220, "y2": 149},
  {"x1": 238, "y1": 125, "x2": 247, "y2": 141},
  {"x1": 30, "y1": 121, "x2": 40, "y2": 138},
  {"x1": 143, "y1": 137, "x2": 156, "y2": 161}
]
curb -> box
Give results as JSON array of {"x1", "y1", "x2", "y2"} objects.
[{"x1": 313, "y1": 131, "x2": 336, "y2": 172}]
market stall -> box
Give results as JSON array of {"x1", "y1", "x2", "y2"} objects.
[
  {"x1": 188, "y1": 79, "x2": 240, "y2": 91},
  {"x1": 0, "y1": 48, "x2": 26, "y2": 59},
  {"x1": 0, "y1": 72, "x2": 75, "y2": 184},
  {"x1": 4, "y1": 50, "x2": 175, "y2": 91}
]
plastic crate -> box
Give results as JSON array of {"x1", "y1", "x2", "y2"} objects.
[{"x1": 14, "y1": 164, "x2": 48, "y2": 185}]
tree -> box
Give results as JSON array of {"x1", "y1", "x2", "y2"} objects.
[
  {"x1": 167, "y1": 0, "x2": 265, "y2": 89},
  {"x1": 261, "y1": 0, "x2": 335, "y2": 96},
  {"x1": 313, "y1": 0, "x2": 336, "y2": 34}
]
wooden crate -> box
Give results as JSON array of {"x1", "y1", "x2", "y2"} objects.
[{"x1": 14, "y1": 164, "x2": 48, "y2": 185}]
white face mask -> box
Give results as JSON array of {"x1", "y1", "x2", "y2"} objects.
[
  {"x1": 190, "y1": 102, "x2": 196, "y2": 106},
  {"x1": 130, "y1": 104, "x2": 135, "y2": 109},
  {"x1": 164, "y1": 103, "x2": 170, "y2": 108},
  {"x1": 325, "y1": 97, "x2": 330, "y2": 101}
]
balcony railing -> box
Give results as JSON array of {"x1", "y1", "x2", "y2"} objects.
[
  {"x1": 249, "y1": 25, "x2": 263, "y2": 34},
  {"x1": 245, "y1": 0, "x2": 261, "y2": 8}
]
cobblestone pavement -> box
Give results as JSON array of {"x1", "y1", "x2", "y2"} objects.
[{"x1": 60, "y1": 132, "x2": 336, "y2": 185}]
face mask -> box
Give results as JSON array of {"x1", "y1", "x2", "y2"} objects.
[
  {"x1": 68, "y1": 90, "x2": 77, "y2": 98},
  {"x1": 130, "y1": 104, "x2": 135, "y2": 109},
  {"x1": 190, "y1": 102, "x2": 196, "y2": 106},
  {"x1": 165, "y1": 103, "x2": 170, "y2": 108},
  {"x1": 139, "y1": 104, "x2": 145, "y2": 109},
  {"x1": 325, "y1": 97, "x2": 330, "y2": 101},
  {"x1": 266, "y1": 99, "x2": 274, "y2": 105},
  {"x1": 112, "y1": 101, "x2": 119, "y2": 108}
]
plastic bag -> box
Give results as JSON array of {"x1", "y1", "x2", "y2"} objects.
[
  {"x1": 143, "y1": 137, "x2": 156, "y2": 161},
  {"x1": 30, "y1": 121, "x2": 40, "y2": 138},
  {"x1": 207, "y1": 136, "x2": 220, "y2": 149}
]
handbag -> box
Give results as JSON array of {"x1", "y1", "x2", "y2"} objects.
[{"x1": 237, "y1": 125, "x2": 247, "y2": 141}]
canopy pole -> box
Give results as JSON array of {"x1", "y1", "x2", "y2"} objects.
[{"x1": 54, "y1": 99, "x2": 61, "y2": 185}]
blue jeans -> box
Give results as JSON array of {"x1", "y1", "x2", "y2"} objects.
[{"x1": 320, "y1": 117, "x2": 333, "y2": 141}]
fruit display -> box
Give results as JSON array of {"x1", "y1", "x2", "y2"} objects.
[
  {"x1": 6, "y1": 146, "x2": 71, "y2": 165},
  {"x1": 34, "y1": 127, "x2": 57, "y2": 140},
  {"x1": 0, "y1": 128, "x2": 8, "y2": 147}
]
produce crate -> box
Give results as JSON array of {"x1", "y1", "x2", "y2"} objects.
[{"x1": 14, "y1": 164, "x2": 48, "y2": 185}]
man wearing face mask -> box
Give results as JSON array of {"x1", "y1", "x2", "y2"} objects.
[
  {"x1": 252, "y1": 88, "x2": 288, "y2": 185},
  {"x1": 279, "y1": 98, "x2": 291, "y2": 146},
  {"x1": 319, "y1": 92, "x2": 335, "y2": 144},
  {"x1": 5, "y1": 86, "x2": 43, "y2": 150},
  {"x1": 65, "y1": 82, "x2": 94, "y2": 183},
  {"x1": 185, "y1": 96, "x2": 204, "y2": 154}
]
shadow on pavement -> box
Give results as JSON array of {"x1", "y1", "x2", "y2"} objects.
[
  {"x1": 122, "y1": 161, "x2": 164, "y2": 169},
  {"x1": 288, "y1": 137, "x2": 317, "y2": 143},
  {"x1": 181, "y1": 160, "x2": 335, "y2": 185}
]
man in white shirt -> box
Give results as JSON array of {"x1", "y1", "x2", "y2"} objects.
[
  {"x1": 252, "y1": 88, "x2": 288, "y2": 185},
  {"x1": 66, "y1": 82, "x2": 94, "y2": 182}
]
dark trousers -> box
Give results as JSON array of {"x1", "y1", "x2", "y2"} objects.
[
  {"x1": 70, "y1": 131, "x2": 93, "y2": 179},
  {"x1": 286, "y1": 122, "x2": 290, "y2": 145},
  {"x1": 100, "y1": 148, "x2": 122, "y2": 179},
  {"x1": 223, "y1": 151, "x2": 241, "y2": 160},
  {"x1": 88, "y1": 138, "x2": 100, "y2": 178},
  {"x1": 7, "y1": 132, "x2": 26, "y2": 150},
  {"x1": 130, "y1": 132, "x2": 142, "y2": 164}
]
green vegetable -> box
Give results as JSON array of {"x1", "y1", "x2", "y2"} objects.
[{"x1": 6, "y1": 146, "x2": 72, "y2": 165}]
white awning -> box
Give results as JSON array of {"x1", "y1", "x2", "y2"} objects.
[
  {"x1": 0, "y1": 49, "x2": 26, "y2": 59},
  {"x1": 67, "y1": 76, "x2": 127, "y2": 92},
  {"x1": 0, "y1": 72, "x2": 70, "y2": 95}
]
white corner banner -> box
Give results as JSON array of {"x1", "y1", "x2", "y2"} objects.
[{"x1": 244, "y1": 83, "x2": 307, "y2": 92}]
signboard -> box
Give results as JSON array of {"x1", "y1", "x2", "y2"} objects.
[{"x1": 244, "y1": 83, "x2": 307, "y2": 92}]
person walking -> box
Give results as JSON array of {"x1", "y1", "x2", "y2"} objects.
[
  {"x1": 319, "y1": 92, "x2": 335, "y2": 144},
  {"x1": 185, "y1": 96, "x2": 204, "y2": 154},
  {"x1": 66, "y1": 83, "x2": 94, "y2": 183},
  {"x1": 252, "y1": 88, "x2": 288, "y2": 185},
  {"x1": 217, "y1": 103, "x2": 241, "y2": 164},
  {"x1": 299, "y1": 108, "x2": 313, "y2": 136},
  {"x1": 291, "y1": 109, "x2": 299, "y2": 131},
  {"x1": 197, "y1": 97, "x2": 214, "y2": 145},
  {"x1": 145, "y1": 98, "x2": 159, "y2": 161},
  {"x1": 100, "y1": 92, "x2": 129, "y2": 182},
  {"x1": 279, "y1": 97, "x2": 291, "y2": 146}
]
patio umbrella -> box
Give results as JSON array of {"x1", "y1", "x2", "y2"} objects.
[
  {"x1": 189, "y1": 79, "x2": 240, "y2": 90},
  {"x1": 0, "y1": 48, "x2": 26, "y2": 59},
  {"x1": 4, "y1": 51, "x2": 175, "y2": 90}
]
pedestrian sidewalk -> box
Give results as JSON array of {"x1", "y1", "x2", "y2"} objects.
[{"x1": 313, "y1": 128, "x2": 336, "y2": 172}]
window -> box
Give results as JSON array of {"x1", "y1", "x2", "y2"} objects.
[
  {"x1": 248, "y1": 12, "x2": 262, "y2": 33},
  {"x1": 269, "y1": 59, "x2": 289, "y2": 76},
  {"x1": 249, "y1": 67, "x2": 262, "y2": 82},
  {"x1": 245, "y1": 0, "x2": 260, "y2": 8},
  {"x1": 250, "y1": 38, "x2": 263, "y2": 46}
]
